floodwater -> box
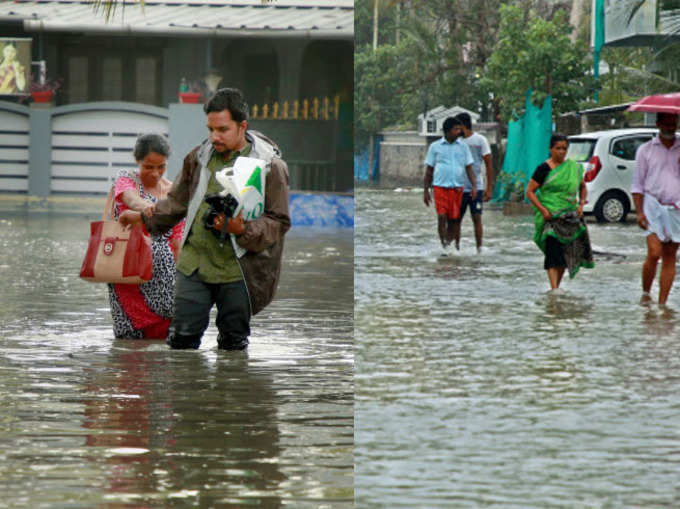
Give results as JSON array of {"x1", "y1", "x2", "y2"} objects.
[
  {"x1": 355, "y1": 187, "x2": 680, "y2": 507},
  {"x1": 0, "y1": 211, "x2": 353, "y2": 508}
]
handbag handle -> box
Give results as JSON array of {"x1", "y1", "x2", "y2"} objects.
[{"x1": 102, "y1": 186, "x2": 115, "y2": 221}]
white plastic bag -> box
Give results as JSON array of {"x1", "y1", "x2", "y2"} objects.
[{"x1": 215, "y1": 156, "x2": 268, "y2": 221}]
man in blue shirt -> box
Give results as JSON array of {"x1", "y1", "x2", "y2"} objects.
[{"x1": 423, "y1": 117, "x2": 476, "y2": 254}]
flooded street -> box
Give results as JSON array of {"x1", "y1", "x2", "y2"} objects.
[
  {"x1": 0, "y1": 211, "x2": 353, "y2": 508},
  {"x1": 355, "y1": 187, "x2": 680, "y2": 507}
]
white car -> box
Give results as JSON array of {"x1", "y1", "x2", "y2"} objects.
[{"x1": 567, "y1": 128, "x2": 659, "y2": 222}]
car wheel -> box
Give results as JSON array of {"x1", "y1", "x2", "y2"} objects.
[{"x1": 594, "y1": 191, "x2": 630, "y2": 223}]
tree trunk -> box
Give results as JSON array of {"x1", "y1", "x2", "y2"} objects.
[
  {"x1": 373, "y1": 0, "x2": 379, "y2": 51},
  {"x1": 368, "y1": 135, "x2": 375, "y2": 180},
  {"x1": 395, "y1": 1, "x2": 400, "y2": 45},
  {"x1": 569, "y1": 0, "x2": 586, "y2": 42}
]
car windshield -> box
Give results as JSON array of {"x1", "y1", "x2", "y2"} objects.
[{"x1": 567, "y1": 139, "x2": 595, "y2": 162}]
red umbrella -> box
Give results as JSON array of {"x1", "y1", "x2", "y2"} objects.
[{"x1": 627, "y1": 92, "x2": 680, "y2": 114}]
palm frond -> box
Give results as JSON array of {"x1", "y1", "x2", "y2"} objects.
[{"x1": 86, "y1": 0, "x2": 274, "y2": 22}]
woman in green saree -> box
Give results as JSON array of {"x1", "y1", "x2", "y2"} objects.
[{"x1": 526, "y1": 134, "x2": 594, "y2": 290}]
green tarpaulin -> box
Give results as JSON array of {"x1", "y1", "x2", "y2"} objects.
[
  {"x1": 493, "y1": 89, "x2": 553, "y2": 201},
  {"x1": 593, "y1": 0, "x2": 604, "y2": 101}
]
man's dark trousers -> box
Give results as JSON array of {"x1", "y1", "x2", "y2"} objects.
[{"x1": 168, "y1": 270, "x2": 251, "y2": 350}]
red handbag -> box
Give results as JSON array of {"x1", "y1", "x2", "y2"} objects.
[{"x1": 79, "y1": 186, "x2": 153, "y2": 284}]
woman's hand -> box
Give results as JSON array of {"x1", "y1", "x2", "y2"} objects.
[
  {"x1": 142, "y1": 202, "x2": 156, "y2": 218},
  {"x1": 525, "y1": 178, "x2": 550, "y2": 221},
  {"x1": 578, "y1": 180, "x2": 587, "y2": 219},
  {"x1": 118, "y1": 210, "x2": 143, "y2": 228}
]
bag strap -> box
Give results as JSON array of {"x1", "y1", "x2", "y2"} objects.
[{"x1": 102, "y1": 186, "x2": 115, "y2": 221}]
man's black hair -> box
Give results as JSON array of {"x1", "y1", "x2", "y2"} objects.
[
  {"x1": 455, "y1": 112, "x2": 472, "y2": 130},
  {"x1": 657, "y1": 112, "x2": 679, "y2": 124},
  {"x1": 204, "y1": 87, "x2": 249, "y2": 122},
  {"x1": 442, "y1": 116, "x2": 462, "y2": 133}
]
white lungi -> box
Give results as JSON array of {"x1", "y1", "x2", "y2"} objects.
[{"x1": 644, "y1": 194, "x2": 680, "y2": 243}]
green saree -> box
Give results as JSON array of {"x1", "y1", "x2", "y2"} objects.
[{"x1": 532, "y1": 159, "x2": 594, "y2": 278}]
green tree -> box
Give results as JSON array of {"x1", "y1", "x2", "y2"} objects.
[
  {"x1": 354, "y1": 43, "x2": 409, "y2": 151},
  {"x1": 482, "y1": 4, "x2": 594, "y2": 122},
  {"x1": 396, "y1": 9, "x2": 463, "y2": 117},
  {"x1": 354, "y1": 6, "x2": 469, "y2": 150},
  {"x1": 355, "y1": 0, "x2": 400, "y2": 50},
  {"x1": 355, "y1": 0, "x2": 490, "y2": 147},
  {"x1": 354, "y1": 0, "x2": 594, "y2": 146},
  {"x1": 394, "y1": 0, "x2": 505, "y2": 120},
  {"x1": 598, "y1": 44, "x2": 680, "y2": 105}
]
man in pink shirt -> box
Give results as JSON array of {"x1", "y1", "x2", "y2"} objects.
[{"x1": 632, "y1": 112, "x2": 680, "y2": 305}]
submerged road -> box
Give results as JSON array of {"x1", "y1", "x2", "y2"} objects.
[
  {"x1": 0, "y1": 211, "x2": 353, "y2": 508},
  {"x1": 355, "y1": 187, "x2": 680, "y2": 507}
]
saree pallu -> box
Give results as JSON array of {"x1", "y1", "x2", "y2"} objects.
[{"x1": 533, "y1": 159, "x2": 594, "y2": 278}]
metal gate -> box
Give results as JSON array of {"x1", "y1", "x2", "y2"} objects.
[
  {"x1": 0, "y1": 103, "x2": 29, "y2": 192},
  {"x1": 50, "y1": 103, "x2": 169, "y2": 193}
]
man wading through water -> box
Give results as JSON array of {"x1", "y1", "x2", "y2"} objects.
[
  {"x1": 120, "y1": 87, "x2": 290, "y2": 350},
  {"x1": 455, "y1": 112, "x2": 494, "y2": 253},
  {"x1": 423, "y1": 116, "x2": 476, "y2": 255},
  {"x1": 632, "y1": 112, "x2": 680, "y2": 306}
]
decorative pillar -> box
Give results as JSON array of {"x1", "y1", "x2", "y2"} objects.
[
  {"x1": 28, "y1": 103, "x2": 52, "y2": 197},
  {"x1": 167, "y1": 103, "x2": 207, "y2": 181}
]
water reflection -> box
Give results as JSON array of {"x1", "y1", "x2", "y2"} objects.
[
  {"x1": 540, "y1": 291, "x2": 592, "y2": 321},
  {"x1": 432, "y1": 256, "x2": 485, "y2": 279},
  {"x1": 83, "y1": 345, "x2": 284, "y2": 507},
  {"x1": 641, "y1": 304, "x2": 677, "y2": 336}
]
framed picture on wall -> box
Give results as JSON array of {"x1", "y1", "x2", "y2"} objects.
[{"x1": 0, "y1": 37, "x2": 31, "y2": 95}]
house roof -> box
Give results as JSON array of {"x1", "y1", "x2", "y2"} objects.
[
  {"x1": 0, "y1": 0, "x2": 353, "y2": 39},
  {"x1": 418, "y1": 105, "x2": 480, "y2": 122}
]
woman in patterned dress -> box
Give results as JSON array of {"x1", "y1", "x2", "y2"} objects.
[{"x1": 108, "y1": 133, "x2": 184, "y2": 339}]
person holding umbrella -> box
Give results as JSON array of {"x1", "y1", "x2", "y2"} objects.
[{"x1": 631, "y1": 111, "x2": 680, "y2": 305}]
